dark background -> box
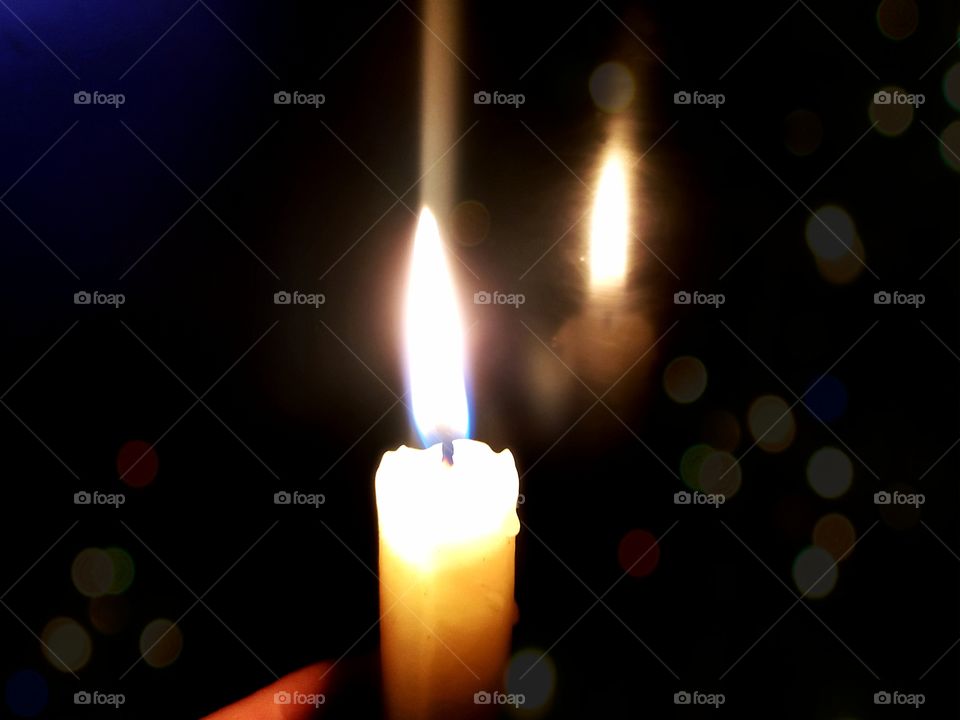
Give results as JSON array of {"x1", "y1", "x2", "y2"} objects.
[{"x1": 0, "y1": 0, "x2": 958, "y2": 717}]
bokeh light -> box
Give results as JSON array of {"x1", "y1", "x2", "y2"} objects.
[
  {"x1": 783, "y1": 109, "x2": 823, "y2": 156},
  {"x1": 869, "y1": 86, "x2": 914, "y2": 137},
  {"x1": 89, "y1": 595, "x2": 131, "y2": 635},
  {"x1": 71, "y1": 548, "x2": 113, "y2": 598},
  {"x1": 807, "y1": 447, "x2": 853, "y2": 499},
  {"x1": 617, "y1": 529, "x2": 660, "y2": 578},
  {"x1": 945, "y1": 63, "x2": 960, "y2": 112},
  {"x1": 504, "y1": 648, "x2": 556, "y2": 715},
  {"x1": 680, "y1": 444, "x2": 713, "y2": 489},
  {"x1": 747, "y1": 395, "x2": 796, "y2": 453},
  {"x1": 698, "y1": 450, "x2": 742, "y2": 499},
  {"x1": 815, "y1": 235, "x2": 866, "y2": 284},
  {"x1": 813, "y1": 514, "x2": 857, "y2": 561},
  {"x1": 117, "y1": 440, "x2": 158, "y2": 488},
  {"x1": 589, "y1": 61, "x2": 635, "y2": 113},
  {"x1": 140, "y1": 619, "x2": 183, "y2": 668},
  {"x1": 663, "y1": 356, "x2": 707, "y2": 404},
  {"x1": 792, "y1": 546, "x2": 838, "y2": 599},
  {"x1": 805, "y1": 205, "x2": 867, "y2": 284},
  {"x1": 5, "y1": 669, "x2": 48, "y2": 718},
  {"x1": 105, "y1": 547, "x2": 135, "y2": 594},
  {"x1": 939, "y1": 121, "x2": 960, "y2": 172},
  {"x1": 876, "y1": 0, "x2": 918, "y2": 40},
  {"x1": 449, "y1": 200, "x2": 490, "y2": 247},
  {"x1": 805, "y1": 205, "x2": 856, "y2": 262},
  {"x1": 702, "y1": 410, "x2": 741, "y2": 451},
  {"x1": 41, "y1": 618, "x2": 92, "y2": 672},
  {"x1": 803, "y1": 375, "x2": 848, "y2": 423}
]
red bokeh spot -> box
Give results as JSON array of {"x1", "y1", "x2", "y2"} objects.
[
  {"x1": 117, "y1": 440, "x2": 158, "y2": 488},
  {"x1": 617, "y1": 529, "x2": 660, "y2": 577}
]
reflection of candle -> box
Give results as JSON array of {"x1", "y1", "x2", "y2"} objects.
[
  {"x1": 588, "y1": 147, "x2": 630, "y2": 293},
  {"x1": 552, "y1": 136, "x2": 654, "y2": 396},
  {"x1": 377, "y1": 208, "x2": 519, "y2": 720}
]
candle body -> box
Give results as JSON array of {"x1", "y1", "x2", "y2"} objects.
[{"x1": 376, "y1": 439, "x2": 519, "y2": 720}]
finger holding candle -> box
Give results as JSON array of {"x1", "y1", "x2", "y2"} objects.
[{"x1": 201, "y1": 662, "x2": 333, "y2": 720}]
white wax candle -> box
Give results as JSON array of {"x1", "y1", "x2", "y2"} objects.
[{"x1": 376, "y1": 439, "x2": 519, "y2": 720}]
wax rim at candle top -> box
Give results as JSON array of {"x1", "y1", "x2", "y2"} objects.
[{"x1": 404, "y1": 207, "x2": 471, "y2": 447}]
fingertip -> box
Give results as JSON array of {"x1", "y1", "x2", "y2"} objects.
[{"x1": 202, "y1": 661, "x2": 336, "y2": 720}]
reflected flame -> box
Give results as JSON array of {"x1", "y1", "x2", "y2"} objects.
[
  {"x1": 588, "y1": 150, "x2": 630, "y2": 289},
  {"x1": 405, "y1": 208, "x2": 470, "y2": 445}
]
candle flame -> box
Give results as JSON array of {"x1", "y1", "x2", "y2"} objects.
[
  {"x1": 405, "y1": 207, "x2": 470, "y2": 446},
  {"x1": 589, "y1": 150, "x2": 630, "y2": 289}
]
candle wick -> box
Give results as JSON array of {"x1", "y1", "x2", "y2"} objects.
[{"x1": 441, "y1": 438, "x2": 454, "y2": 466}]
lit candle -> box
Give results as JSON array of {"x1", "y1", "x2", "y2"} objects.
[{"x1": 376, "y1": 208, "x2": 520, "y2": 720}]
